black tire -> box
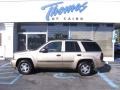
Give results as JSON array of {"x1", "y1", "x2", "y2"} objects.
[
  {"x1": 78, "y1": 62, "x2": 92, "y2": 76},
  {"x1": 17, "y1": 60, "x2": 33, "y2": 75}
]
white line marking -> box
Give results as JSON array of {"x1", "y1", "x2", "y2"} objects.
[
  {"x1": 53, "y1": 73, "x2": 76, "y2": 79},
  {"x1": 98, "y1": 72, "x2": 119, "y2": 89},
  {"x1": 0, "y1": 63, "x2": 10, "y2": 68},
  {"x1": 0, "y1": 62, "x2": 21, "y2": 85},
  {"x1": 10, "y1": 74, "x2": 22, "y2": 84},
  {"x1": 2, "y1": 66, "x2": 12, "y2": 68},
  {"x1": 0, "y1": 68, "x2": 14, "y2": 71},
  {"x1": 0, "y1": 72, "x2": 15, "y2": 74},
  {"x1": 0, "y1": 82, "x2": 12, "y2": 84},
  {"x1": 0, "y1": 76, "x2": 17, "y2": 79}
]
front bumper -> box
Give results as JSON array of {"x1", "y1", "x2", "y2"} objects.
[{"x1": 10, "y1": 59, "x2": 17, "y2": 68}]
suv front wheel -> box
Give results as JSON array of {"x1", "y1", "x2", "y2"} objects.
[
  {"x1": 17, "y1": 60, "x2": 33, "y2": 75},
  {"x1": 78, "y1": 62, "x2": 92, "y2": 76}
]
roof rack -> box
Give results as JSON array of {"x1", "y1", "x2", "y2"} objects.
[
  {"x1": 69, "y1": 39, "x2": 92, "y2": 41},
  {"x1": 50, "y1": 39, "x2": 93, "y2": 41}
]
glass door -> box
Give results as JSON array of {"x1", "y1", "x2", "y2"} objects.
[{"x1": 18, "y1": 34, "x2": 26, "y2": 51}]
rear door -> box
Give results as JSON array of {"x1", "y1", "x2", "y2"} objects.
[
  {"x1": 62, "y1": 41, "x2": 82, "y2": 68},
  {"x1": 81, "y1": 41, "x2": 103, "y2": 60}
]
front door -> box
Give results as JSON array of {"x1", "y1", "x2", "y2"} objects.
[{"x1": 37, "y1": 41, "x2": 63, "y2": 68}]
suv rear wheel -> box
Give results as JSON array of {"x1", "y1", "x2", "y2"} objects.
[
  {"x1": 17, "y1": 60, "x2": 33, "y2": 75},
  {"x1": 78, "y1": 62, "x2": 92, "y2": 76}
]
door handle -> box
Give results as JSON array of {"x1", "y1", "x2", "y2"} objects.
[
  {"x1": 56, "y1": 54, "x2": 61, "y2": 56},
  {"x1": 77, "y1": 54, "x2": 81, "y2": 56}
]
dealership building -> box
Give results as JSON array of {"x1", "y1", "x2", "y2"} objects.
[{"x1": 0, "y1": 0, "x2": 120, "y2": 61}]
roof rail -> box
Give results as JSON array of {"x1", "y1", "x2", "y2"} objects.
[{"x1": 49, "y1": 39, "x2": 93, "y2": 41}]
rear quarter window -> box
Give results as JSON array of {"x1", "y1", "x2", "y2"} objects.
[{"x1": 82, "y1": 42, "x2": 101, "y2": 52}]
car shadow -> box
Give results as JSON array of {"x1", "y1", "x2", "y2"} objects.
[
  {"x1": 97, "y1": 64, "x2": 111, "y2": 73},
  {"x1": 33, "y1": 68, "x2": 77, "y2": 74},
  {"x1": 31, "y1": 64, "x2": 111, "y2": 76}
]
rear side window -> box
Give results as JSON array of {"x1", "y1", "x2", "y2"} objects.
[
  {"x1": 65, "y1": 41, "x2": 81, "y2": 52},
  {"x1": 82, "y1": 42, "x2": 101, "y2": 51}
]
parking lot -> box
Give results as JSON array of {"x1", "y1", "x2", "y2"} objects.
[
  {"x1": 0, "y1": 60, "x2": 120, "y2": 90},
  {"x1": 0, "y1": 61, "x2": 22, "y2": 85}
]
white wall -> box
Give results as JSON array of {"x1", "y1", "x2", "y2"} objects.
[
  {"x1": 0, "y1": 0, "x2": 119, "y2": 23},
  {"x1": 2, "y1": 23, "x2": 14, "y2": 58},
  {"x1": 0, "y1": 46, "x2": 5, "y2": 60},
  {"x1": 0, "y1": 23, "x2": 5, "y2": 60}
]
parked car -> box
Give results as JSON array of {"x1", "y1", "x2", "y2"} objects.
[
  {"x1": 11, "y1": 39, "x2": 105, "y2": 76},
  {"x1": 114, "y1": 43, "x2": 120, "y2": 54}
]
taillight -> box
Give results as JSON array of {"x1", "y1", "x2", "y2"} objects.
[{"x1": 100, "y1": 53, "x2": 104, "y2": 61}]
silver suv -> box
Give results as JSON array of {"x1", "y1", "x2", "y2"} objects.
[{"x1": 11, "y1": 39, "x2": 105, "y2": 76}]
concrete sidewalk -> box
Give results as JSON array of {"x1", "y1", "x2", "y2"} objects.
[{"x1": 108, "y1": 58, "x2": 120, "y2": 65}]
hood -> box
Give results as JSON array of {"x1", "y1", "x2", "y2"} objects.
[
  {"x1": 13, "y1": 50, "x2": 37, "y2": 60},
  {"x1": 14, "y1": 50, "x2": 35, "y2": 55}
]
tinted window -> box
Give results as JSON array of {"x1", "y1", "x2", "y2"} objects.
[
  {"x1": 82, "y1": 42, "x2": 101, "y2": 51},
  {"x1": 44, "y1": 42, "x2": 62, "y2": 52},
  {"x1": 65, "y1": 41, "x2": 81, "y2": 52}
]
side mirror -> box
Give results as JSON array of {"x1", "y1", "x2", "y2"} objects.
[{"x1": 40, "y1": 48, "x2": 48, "y2": 53}]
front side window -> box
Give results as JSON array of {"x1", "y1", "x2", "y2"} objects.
[
  {"x1": 43, "y1": 42, "x2": 62, "y2": 52},
  {"x1": 65, "y1": 41, "x2": 81, "y2": 52}
]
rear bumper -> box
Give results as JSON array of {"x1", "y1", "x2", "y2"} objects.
[{"x1": 95, "y1": 60, "x2": 105, "y2": 68}]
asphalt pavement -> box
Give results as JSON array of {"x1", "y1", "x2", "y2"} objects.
[{"x1": 0, "y1": 59, "x2": 120, "y2": 90}]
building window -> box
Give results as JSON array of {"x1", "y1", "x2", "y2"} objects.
[
  {"x1": 63, "y1": 23, "x2": 69, "y2": 26},
  {"x1": 17, "y1": 34, "x2": 46, "y2": 51},
  {"x1": 70, "y1": 23, "x2": 78, "y2": 26},
  {"x1": 106, "y1": 24, "x2": 113, "y2": 27},
  {"x1": 28, "y1": 34, "x2": 46, "y2": 50},
  {"x1": 48, "y1": 23, "x2": 69, "y2": 40},
  {"x1": 0, "y1": 33, "x2": 1, "y2": 46},
  {"x1": 17, "y1": 23, "x2": 47, "y2": 32},
  {"x1": 48, "y1": 23, "x2": 55, "y2": 26}
]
